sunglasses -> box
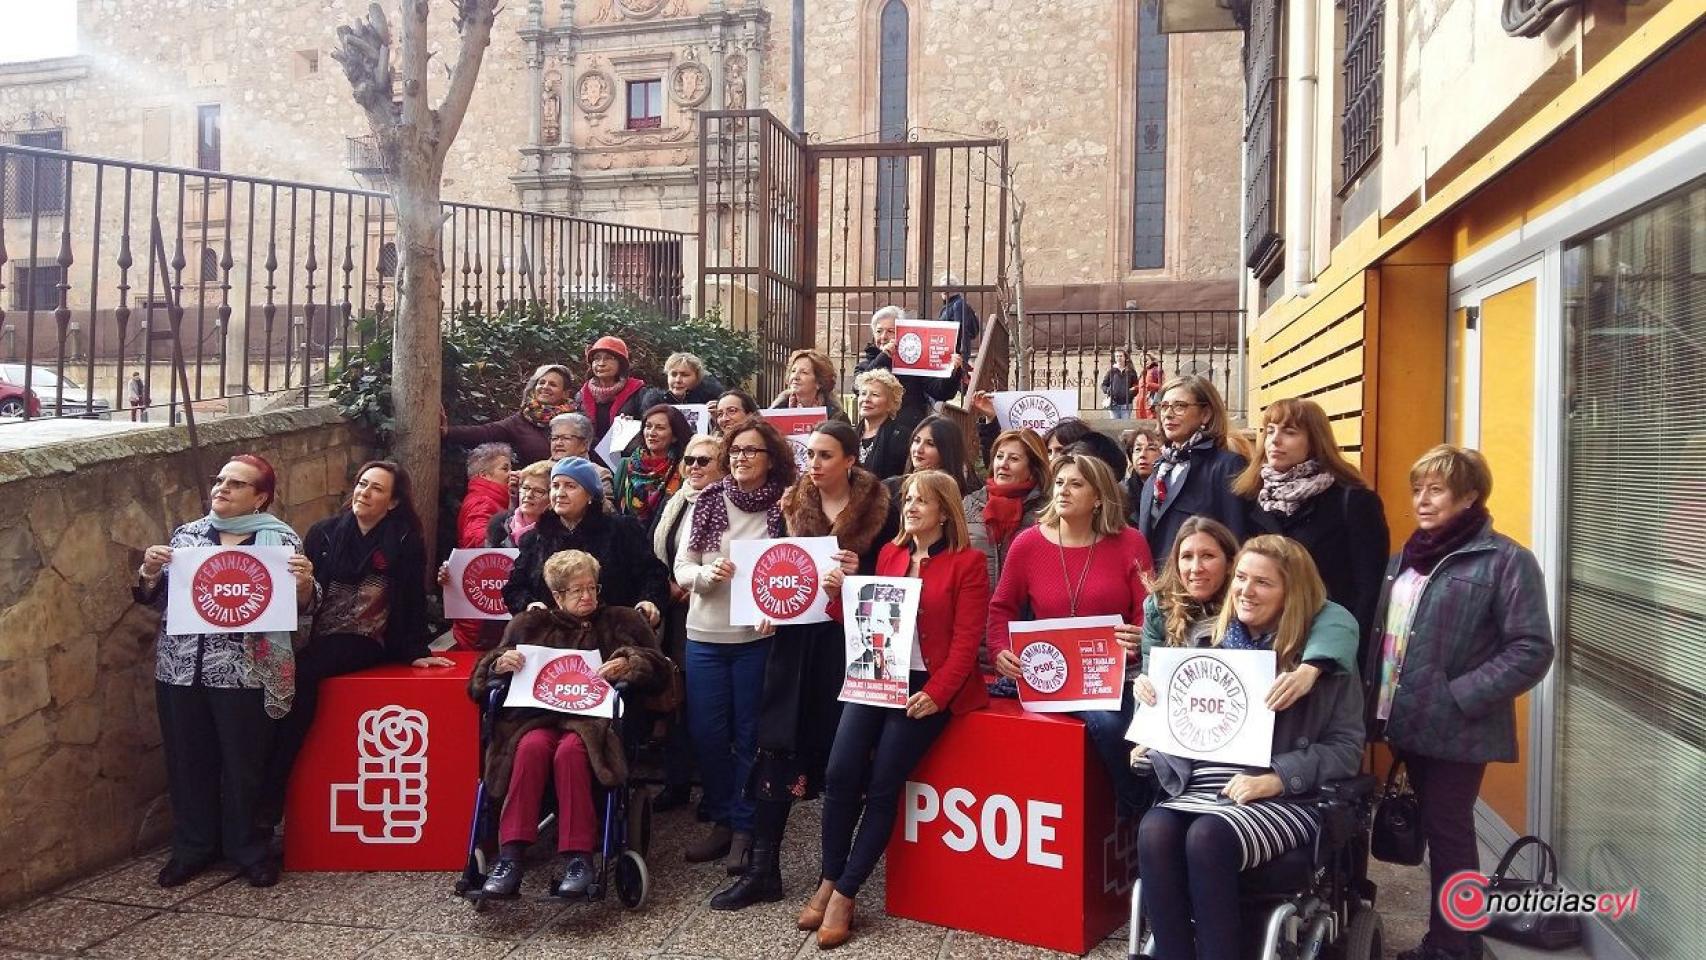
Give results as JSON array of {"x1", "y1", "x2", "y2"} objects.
[{"x1": 682, "y1": 456, "x2": 715, "y2": 468}]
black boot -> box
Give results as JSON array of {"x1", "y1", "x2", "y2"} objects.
[{"x1": 708, "y1": 836, "x2": 782, "y2": 911}]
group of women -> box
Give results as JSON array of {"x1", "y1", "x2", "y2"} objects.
[{"x1": 136, "y1": 329, "x2": 1553, "y2": 960}]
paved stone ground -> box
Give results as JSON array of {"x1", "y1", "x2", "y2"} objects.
[{"x1": 0, "y1": 797, "x2": 1431, "y2": 960}]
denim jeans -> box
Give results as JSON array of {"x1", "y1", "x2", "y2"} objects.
[
  {"x1": 685, "y1": 638, "x2": 772, "y2": 832},
  {"x1": 1110, "y1": 402, "x2": 1133, "y2": 419},
  {"x1": 1076, "y1": 682, "x2": 1150, "y2": 818}
]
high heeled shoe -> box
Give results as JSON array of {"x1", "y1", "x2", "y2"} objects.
[
  {"x1": 816, "y1": 893, "x2": 855, "y2": 950},
  {"x1": 797, "y1": 879, "x2": 835, "y2": 931}
]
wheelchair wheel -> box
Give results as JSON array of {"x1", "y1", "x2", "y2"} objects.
[
  {"x1": 628, "y1": 790, "x2": 654, "y2": 857},
  {"x1": 615, "y1": 850, "x2": 649, "y2": 910},
  {"x1": 1338, "y1": 906, "x2": 1381, "y2": 960}
]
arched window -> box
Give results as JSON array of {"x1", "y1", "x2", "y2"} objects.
[
  {"x1": 874, "y1": 0, "x2": 908, "y2": 280},
  {"x1": 1131, "y1": 0, "x2": 1168, "y2": 269},
  {"x1": 200, "y1": 246, "x2": 221, "y2": 281},
  {"x1": 378, "y1": 241, "x2": 398, "y2": 278}
]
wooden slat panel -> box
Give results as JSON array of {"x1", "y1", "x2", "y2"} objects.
[
  {"x1": 1258, "y1": 319, "x2": 1366, "y2": 387},
  {"x1": 1297, "y1": 380, "x2": 1364, "y2": 417},
  {"x1": 1254, "y1": 270, "x2": 1367, "y2": 352},
  {"x1": 1330, "y1": 415, "x2": 1363, "y2": 448},
  {"x1": 1264, "y1": 346, "x2": 1364, "y2": 398}
]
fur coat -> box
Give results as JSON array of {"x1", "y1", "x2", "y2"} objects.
[
  {"x1": 780, "y1": 465, "x2": 896, "y2": 569},
  {"x1": 469, "y1": 606, "x2": 668, "y2": 796}
]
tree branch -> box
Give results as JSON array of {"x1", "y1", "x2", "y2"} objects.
[
  {"x1": 330, "y1": 3, "x2": 395, "y2": 135},
  {"x1": 400, "y1": 0, "x2": 431, "y2": 130},
  {"x1": 434, "y1": 0, "x2": 497, "y2": 154}
]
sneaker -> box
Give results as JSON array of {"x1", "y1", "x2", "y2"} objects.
[
  {"x1": 685, "y1": 823, "x2": 733, "y2": 863},
  {"x1": 480, "y1": 858, "x2": 523, "y2": 897}
]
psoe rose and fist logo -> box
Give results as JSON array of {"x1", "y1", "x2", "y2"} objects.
[
  {"x1": 330, "y1": 705, "x2": 430, "y2": 844},
  {"x1": 750, "y1": 542, "x2": 820, "y2": 620}
]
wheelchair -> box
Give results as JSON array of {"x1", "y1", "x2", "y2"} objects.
[
  {"x1": 1125, "y1": 774, "x2": 1383, "y2": 960},
  {"x1": 453, "y1": 676, "x2": 654, "y2": 912}
]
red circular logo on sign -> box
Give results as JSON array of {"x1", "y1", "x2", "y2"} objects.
[
  {"x1": 750, "y1": 542, "x2": 819, "y2": 620},
  {"x1": 533, "y1": 655, "x2": 611, "y2": 713},
  {"x1": 897, "y1": 332, "x2": 924, "y2": 364},
  {"x1": 190, "y1": 551, "x2": 275, "y2": 629},
  {"x1": 1018, "y1": 640, "x2": 1069, "y2": 694},
  {"x1": 460, "y1": 552, "x2": 515, "y2": 616}
]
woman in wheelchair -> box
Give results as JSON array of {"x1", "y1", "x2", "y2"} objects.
[
  {"x1": 471, "y1": 549, "x2": 669, "y2": 898},
  {"x1": 1135, "y1": 535, "x2": 1366, "y2": 960}
]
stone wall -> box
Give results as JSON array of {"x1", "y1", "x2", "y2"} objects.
[{"x1": 0, "y1": 405, "x2": 373, "y2": 907}]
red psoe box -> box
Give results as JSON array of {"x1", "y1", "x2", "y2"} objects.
[
  {"x1": 884, "y1": 697, "x2": 1138, "y2": 954},
  {"x1": 283, "y1": 652, "x2": 481, "y2": 871}
]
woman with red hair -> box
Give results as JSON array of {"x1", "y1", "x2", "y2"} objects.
[{"x1": 134, "y1": 454, "x2": 317, "y2": 889}]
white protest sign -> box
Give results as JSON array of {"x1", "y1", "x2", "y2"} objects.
[
  {"x1": 840, "y1": 576, "x2": 922, "y2": 708},
  {"x1": 443, "y1": 548, "x2": 520, "y2": 620},
  {"x1": 673, "y1": 403, "x2": 713, "y2": 436},
  {"x1": 1125, "y1": 647, "x2": 1277, "y2": 767},
  {"x1": 893, "y1": 318, "x2": 960, "y2": 378},
  {"x1": 1010, "y1": 616, "x2": 1126, "y2": 712},
  {"x1": 727, "y1": 535, "x2": 841, "y2": 626},
  {"x1": 166, "y1": 545, "x2": 298, "y2": 636},
  {"x1": 503, "y1": 646, "x2": 616, "y2": 718},
  {"x1": 992, "y1": 390, "x2": 1079, "y2": 434},
  {"x1": 593, "y1": 415, "x2": 643, "y2": 468}
]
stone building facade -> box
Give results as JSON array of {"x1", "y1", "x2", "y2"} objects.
[{"x1": 0, "y1": 0, "x2": 1242, "y2": 322}]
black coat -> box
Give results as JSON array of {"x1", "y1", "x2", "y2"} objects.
[
  {"x1": 1135, "y1": 443, "x2": 1248, "y2": 557},
  {"x1": 854, "y1": 344, "x2": 959, "y2": 438},
  {"x1": 1247, "y1": 482, "x2": 1389, "y2": 645},
  {"x1": 618, "y1": 376, "x2": 726, "y2": 420},
  {"x1": 503, "y1": 507, "x2": 669, "y2": 615},
  {"x1": 859, "y1": 417, "x2": 911, "y2": 481}
]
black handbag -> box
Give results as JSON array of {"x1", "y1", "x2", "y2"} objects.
[
  {"x1": 1483, "y1": 836, "x2": 1584, "y2": 949},
  {"x1": 1370, "y1": 757, "x2": 1426, "y2": 865}
]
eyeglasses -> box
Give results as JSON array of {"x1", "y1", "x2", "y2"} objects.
[
  {"x1": 550, "y1": 433, "x2": 585, "y2": 444},
  {"x1": 552, "y1": 584, "x2": 600, "y2": 599},
  {"x1": 210, "y1": 475, "x2": 255, "y2": 491},
  {"x1": 1156, "y1": 401, "x2": 1204, "y2": 416},
  {"x1": 682, "y1": 456, "x2": 715, "y2": 468},
  {"x1": 519, "y1": 486, "x2": 548, "y2": 499},
  {"x1": 728, "y1": 445, "x2": 768, "y2": 460}
]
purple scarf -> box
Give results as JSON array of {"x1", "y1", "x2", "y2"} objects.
[
  {"x1": 1400, "y1": 503, "x2": 1489, "y2": 574},
  {"x1": 687, "y1": 476, "x2": 786, "y2": 552}
]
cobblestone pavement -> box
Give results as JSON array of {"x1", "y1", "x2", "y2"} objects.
[{"x1": 0, "y1": 798, "x2": 1430, "y2": 959}]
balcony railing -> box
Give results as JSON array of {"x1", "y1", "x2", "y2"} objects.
[
  {"x1": 0, "y1": 142, "x2": 687, "y2": 427},
  {"x1": 1019, "y1": 309, "x2": 1245, "y2": 419}
]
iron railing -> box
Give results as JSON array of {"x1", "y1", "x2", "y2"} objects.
[
  {"x1": 1018, "y1": 309, "x2": 1244, "y2": 419},
  {"x1": 0, "y1": 142, "x2": 687, "y2": 427}
]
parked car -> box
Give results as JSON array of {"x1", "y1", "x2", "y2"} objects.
[
  {"x1": 0, "y1": 382, "x2": 42, "y2": 419},
  {"x1": 0, "y1": 364, "x2": 111, "y2": 417}
]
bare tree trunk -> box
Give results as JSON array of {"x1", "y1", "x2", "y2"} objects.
[{"x1": 335, "y1": 0, "x2": 494, "y2": 559}]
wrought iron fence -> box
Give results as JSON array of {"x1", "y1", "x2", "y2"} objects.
[
  {"x1": 1018, "y1": 309, "x2": 1244, "y2": 419},
  {"x1": 1340, "y1": 0, "x2": 1384, "y2": 186},
  {"x1": 0, "y1": 142, "x2": 687, "y2": 427}
]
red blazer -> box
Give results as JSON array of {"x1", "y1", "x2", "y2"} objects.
[{"x1": 873, "y1": 541, "x2": 991, "y2": 715}]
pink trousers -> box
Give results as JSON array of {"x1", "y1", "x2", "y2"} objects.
[{"x1": 499, "y1": 728, "x2": 598, "y2": 853}]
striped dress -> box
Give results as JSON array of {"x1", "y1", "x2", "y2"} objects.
[{"x1": 1157, "y1": 763, "x2": 1321, "y2": 869}]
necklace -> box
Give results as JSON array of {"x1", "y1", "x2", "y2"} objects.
[{"x1": 1055, "y1": 527, "x2": 1100, "y2": 616}]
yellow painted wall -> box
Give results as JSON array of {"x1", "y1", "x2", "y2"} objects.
[{"x1": 1474, "y1": 280, "x2": 1538, "y2": 833}]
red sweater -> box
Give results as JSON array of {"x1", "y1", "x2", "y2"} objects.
[
  {"x1": 452, "y1": 475, "x2": 512, "y2": 650},
  {"x1": 870, "y1": 542, "x2": 991, "y2": 715},
  {"x1": 986, "y1": 525, "x2": 1154, "y2": 658}
]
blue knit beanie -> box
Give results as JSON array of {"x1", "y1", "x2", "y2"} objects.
[{"x1": 550, "y1": 456, "x2": 603, "y2": 500}]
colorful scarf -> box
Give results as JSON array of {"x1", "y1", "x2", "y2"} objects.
[
  {"x1": 1221, "y1": 617, "x2": 1274, "y2": 652},
  {"x1": 688, "y1": 475, "x2": 786, "y2": 551},
  {"x1": 1400, "y1": 503, "x2": 1489, "y2": 574},
  {"x1": 1151, "y1": 428, "x2": 1212, "y2": 507},
  {"x1": 206, "y1": 511, "x2": 300, "y2": 719},
  {"x1": 520, "y1": 394, "x2": 575, "y2": 428},
  {"x1": 584, "y1": 376, "x2": 630, "y2": 407},
  {"x1": 507, "y1": 508, "x2": 542, "y2": 546},
  {"x1": 1257, "y1": 459, "x2": 1337, "y2": 515},
  {"x1": 620, "y1": 449, "x2": 682, "y2": 522},
  {"x1": 982, "y1": 479, "x2": 1034, "y2": 548}
]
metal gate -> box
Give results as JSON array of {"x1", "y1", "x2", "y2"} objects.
[{"x1": 698, "y1": 110, "x2": 1008, "y2": 402}]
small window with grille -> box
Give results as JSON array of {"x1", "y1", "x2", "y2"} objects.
[{"x1": 4, "y1": 129, "x2": 67, "y2": 217}]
